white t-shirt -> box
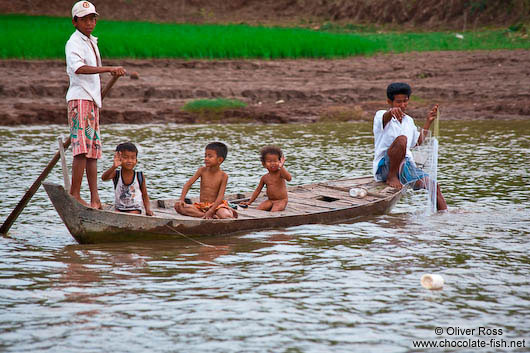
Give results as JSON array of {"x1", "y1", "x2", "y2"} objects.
[
  {"x1": 65, "y1": 30, "x2": 102, "y2": 108},
  {"x1": 114, "y1": 170, "x2": 144, "y2": 212},
  {"x1": 372, "y1": 109, "x2": 420, "y2": 180}
]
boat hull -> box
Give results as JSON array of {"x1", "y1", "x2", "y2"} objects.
[{"x1": 43, "y1": 178, "x2": 401, "y2": 244}]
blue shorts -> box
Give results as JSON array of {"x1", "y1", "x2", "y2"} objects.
[{"x1": 376, "y1": 151, "x2": 427, "y2": 188}]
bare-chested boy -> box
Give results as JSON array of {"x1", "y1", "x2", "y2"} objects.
[
  {"x1": 174, "y1": 142, "x2": 237, "y2": 219},
  {"x1": 241, "y1": 146, "x2": 292, "y2": 212}
]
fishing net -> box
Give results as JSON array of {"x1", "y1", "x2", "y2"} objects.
[{"x1": 408, "y1": 111, "x2": 440, "y2": 214}]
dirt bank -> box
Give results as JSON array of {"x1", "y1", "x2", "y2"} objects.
[
  {"x1": 1, "y1": 0, "x2": 529, "y2": 30},
  {"x1": 0, "y1": 49, "x2": 529, "y2": 126}
]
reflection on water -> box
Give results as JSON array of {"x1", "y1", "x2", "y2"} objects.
[{"x1": 0, "y1": 121, "x2": 529, "y2": 352}]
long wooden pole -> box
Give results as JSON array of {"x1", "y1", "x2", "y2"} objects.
[
  {"x1": 58, "y1": 136, "x2": 71, "y2": 192},
  {"x1": 0, "y1": 75, "x2": 120, "y2": 235}
]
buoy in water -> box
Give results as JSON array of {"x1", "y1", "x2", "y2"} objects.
[{"x1": 421, "y1": 274, "x2": 444, "y2": 290}]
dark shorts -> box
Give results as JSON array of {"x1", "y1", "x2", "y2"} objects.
[{"x1": 376, "y1": 151, "x2": 427, "y2": 188}]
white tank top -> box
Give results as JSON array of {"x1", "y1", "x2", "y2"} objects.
[{"x1": 113, "y1": 170, "x2": 144, "y2": 212}]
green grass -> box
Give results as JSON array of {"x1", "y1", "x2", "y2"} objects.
[
  {"x1": 0, "y1": 15, "x2": 528, "y2": 59},
  {"x1": 182, "y1": 99, "x2": 247, "y2": 112}
]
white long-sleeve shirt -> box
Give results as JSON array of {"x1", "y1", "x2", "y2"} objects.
[{"x1": 65, "y1": 30, "x2": 102, "y2": 108}]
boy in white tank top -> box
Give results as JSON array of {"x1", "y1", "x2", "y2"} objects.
[{"x1": 101, "y1": 142, "x2": 154, "y2": 215}]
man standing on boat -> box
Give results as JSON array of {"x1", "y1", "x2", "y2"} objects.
[
  {"x1": 65, "y1": 1, "x2": 126, "y2": 208},
  {"x1": 372, "y1": 82, "x2": 447, "y2": 211}
]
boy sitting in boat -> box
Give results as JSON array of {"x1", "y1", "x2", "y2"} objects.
[
  {"x1": 373, "y1": 82, "x2": 447, "y2": 211},
  {"x1": 174, "y1": 142, "x2": 237, "y2": 219},
  {"x1": 101, "y1": 142, "x2": 154, "y2": 216},
  {"x1": 240, "y1": 145, "x2": 292, "y2": 212}
]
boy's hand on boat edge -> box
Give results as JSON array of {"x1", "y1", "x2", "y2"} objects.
[{"x1": 175, "y1": 200, "x2": 186, "y2": 210}]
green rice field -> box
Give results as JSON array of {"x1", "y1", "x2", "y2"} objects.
[
  {"x1": 182, "y1": 99, "x2": 247, "y2": 112},
  {"x1": 1, "y1": 15, "x2": 528, "y2": 59}
]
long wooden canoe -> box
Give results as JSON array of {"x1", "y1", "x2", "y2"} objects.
[{"x1": 43, "y1": 177, "x2": 402, "y2": 244}]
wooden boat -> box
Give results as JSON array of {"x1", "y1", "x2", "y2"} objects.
[{"x1": 43, "y1": 176, "x2": 402, "y2": 244}]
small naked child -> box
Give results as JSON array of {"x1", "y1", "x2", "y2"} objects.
[{"x1": 240, "y1": 145, "x2": 292, "y2": 212}]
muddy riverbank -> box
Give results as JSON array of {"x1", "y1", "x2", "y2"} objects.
[{"x1": 1, "y1": 49, "x2": 528, "y2": 126}]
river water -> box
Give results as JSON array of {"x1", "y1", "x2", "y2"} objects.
[{"x1": 1, "y1": 121, "x2": 529, "y2": 352}]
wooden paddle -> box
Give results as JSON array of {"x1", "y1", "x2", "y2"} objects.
[{"x1": 0, "y1": 75, "x2": 121, "y2": 235}]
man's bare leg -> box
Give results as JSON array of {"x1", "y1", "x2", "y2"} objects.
[
  {"x1": 86, "y1": 158, "x2": 101, "y2": 209},
  {"x1": 414, "y1": 178, "x2": 448, "y2": 212},
  {"x1": 386, "y1": 135, "x2": 407, "y2": 189},
  {"x1": 436, "y1": 184, "x2": 448, "y2": 211},
  {"x1": 70, "y1": 154, "x2": 89, "y2": 206}
]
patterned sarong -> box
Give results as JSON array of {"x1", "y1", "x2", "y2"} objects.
[{"x1": 67, "y1": 99, "x2": 101, "y2": 159}]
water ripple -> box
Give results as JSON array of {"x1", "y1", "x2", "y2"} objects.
[{"x1": 1, "y1": 121, "x2": 529, "y2": 352}]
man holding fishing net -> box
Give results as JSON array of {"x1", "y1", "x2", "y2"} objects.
[{"x1": 372, "y1": 82, "x2": 447, "y2": 211}]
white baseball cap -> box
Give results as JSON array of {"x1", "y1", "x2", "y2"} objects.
[{"x1": 72, "y1": 1, "x2": 99, "y2": 18}]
